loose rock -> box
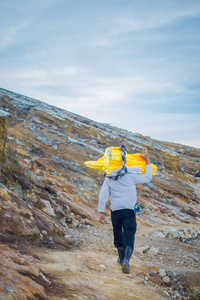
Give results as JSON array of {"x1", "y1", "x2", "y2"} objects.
[{"x1": 158, "y1": 269, "x2": 166, "y2": 278}]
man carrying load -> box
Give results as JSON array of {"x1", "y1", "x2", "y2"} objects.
[
  {"x1": 98, "y1": 145, "x2": 153, "y2": 274},
  {"x1": 85, "y1": 144, "x2": 156, "y2": 274}
]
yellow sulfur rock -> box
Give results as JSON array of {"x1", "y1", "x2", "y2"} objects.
[
  {"x1": 0, "y1": 184, "x2": 11, "y2": 201},
  {"x1": 85, "y1": 147, "x2": 157, "y2": 175}
]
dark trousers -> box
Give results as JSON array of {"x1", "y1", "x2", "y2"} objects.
[{"x1": 111, "y1": 209, "x2": 137, "y2": 251}]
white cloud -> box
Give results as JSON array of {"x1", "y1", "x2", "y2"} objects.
[
  {"x1": 94, "y1": 38, "x2": 114, "y2": 47},
  {"x1": 119, "y1": 112, "x2": 200, "y2": 148},
  {"x1": 0, "y1": 67, "x2": 81, "y2": 88},
  {"x1": 0, "y1": 21, "x2": 31, "y2": 50},
  {"x1": 0, "y1": 66, "x2": 194, "y2": 113},
  {"x1": 112, "y1": 4, "x2": 200, "y2": 35}
]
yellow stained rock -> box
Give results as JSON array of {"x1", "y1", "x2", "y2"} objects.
[
  {"x1": 0, "y1": 186, "x2": 11, "y2": 201},
  {"x1": 85, "y1": 146, "x2": 157, "y2": 175}
]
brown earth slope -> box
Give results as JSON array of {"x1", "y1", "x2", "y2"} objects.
[{"x1": 0, "y1": 88, "x2": 199, "y2": 299}]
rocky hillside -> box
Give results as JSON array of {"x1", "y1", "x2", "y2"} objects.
[{"x1": 0, "y1": 87, "x2": 199, "y2": 300}]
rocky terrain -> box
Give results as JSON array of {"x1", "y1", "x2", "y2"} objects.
[{"x1": 0, "y1": 87, "x2": 199, "y2": 300}]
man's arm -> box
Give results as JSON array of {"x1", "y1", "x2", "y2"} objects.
[
  {"x1": 133, "y1": 154, "x2": 153, "y2": 184},
  {"x1": 98, "y1": 179, "x2": 110, "y2": 224}
]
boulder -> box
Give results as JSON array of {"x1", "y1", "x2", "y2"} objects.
[
  {"x1": 35, "y1": 199, "x2": 55, "y2": 216},
  {"x1": 0, "y1": 245, "x2": 49, "y2": 300},
  {"x1": 147, "y1": 247, "x2": 159, "y2": 256}
]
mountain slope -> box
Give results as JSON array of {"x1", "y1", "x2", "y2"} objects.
[{"x1": 0, "y1": 88, "x2": 200, "y2": 299}]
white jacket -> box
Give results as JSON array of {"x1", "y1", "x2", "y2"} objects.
[{"x1": 98, "y1": 165, "x2": 153, "y2": 212}]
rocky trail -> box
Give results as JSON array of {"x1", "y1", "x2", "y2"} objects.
[{"x1": 29, "y1": 220, "x2": 200, "y2": 300}]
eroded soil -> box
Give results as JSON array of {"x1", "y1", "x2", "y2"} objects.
[{"x1": 32, "y1": 221, "x2": 200, "y2": 300}]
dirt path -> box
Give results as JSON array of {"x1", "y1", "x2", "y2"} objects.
[{"x1": 32, "y1": 222, "x2": 200, "y2": 300}]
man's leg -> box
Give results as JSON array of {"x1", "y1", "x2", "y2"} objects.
[
  {"x1": 111, "y1": 210, "x2": 123, "y2": 248},
  {"x1": 111, "y1": 210, "x2": 124, "y2": 264},
  {"x1": 122, "y1": 209, "x2": 137, "y2": 249},
  {"x1": 121, "y1": 209, "x2": 137, "y2": 273}
]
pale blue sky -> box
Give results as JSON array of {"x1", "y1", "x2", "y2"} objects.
[{"x1": 0, "y1": 0, "x2": 200, "y2": 147}]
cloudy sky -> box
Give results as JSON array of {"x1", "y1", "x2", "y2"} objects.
[{"x1": 0, "y1": 0, "x2": 200, "y2": 148}]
